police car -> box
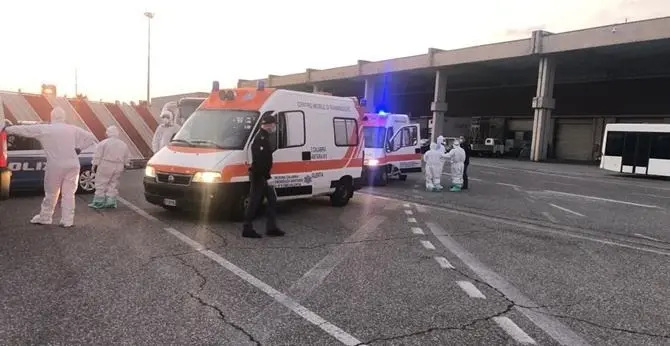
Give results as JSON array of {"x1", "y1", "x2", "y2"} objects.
[{"x1": 6, "y1": 121, "x2": 97, "y2": 194}]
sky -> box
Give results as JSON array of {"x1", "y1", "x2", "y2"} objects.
[{"x1": 1, "y1": 0, "x2": 668, "y2": 102}]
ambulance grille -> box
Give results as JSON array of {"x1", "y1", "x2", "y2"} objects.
[{"x1": 156, "y1": 173, "x2": 192, "y2": 185}]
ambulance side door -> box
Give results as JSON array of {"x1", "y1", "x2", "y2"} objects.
[
  {"x1": 387, "y1": 124, "x2": 422, "y2": 173},
  {"x1": 272, "y1": 110, "x2": 312, "y2": 198}
]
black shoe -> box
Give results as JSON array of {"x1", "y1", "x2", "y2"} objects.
[
  {"x1": 266, "y1": 228, "x2": 285, "y2": 237},
  {"x1": 242, "y1": 229, "x2": 263, "y2": 238},
  {"x1": 462, "y1": 186, "x2": 468, "y2": 190}
]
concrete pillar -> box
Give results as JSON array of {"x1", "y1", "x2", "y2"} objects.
[
  {"x1": 430, "y1": 70, "x2": 448, "y2": 143},
  {"x1": 530, "y1": 57, "x2": 556, "y2": 161},
  {"x1": 364, "y1": 78, "x2": 376, "y2": 113}
]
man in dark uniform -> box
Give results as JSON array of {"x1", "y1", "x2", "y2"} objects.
[
  {"x1": 460, "y1": 136, "x2": 471, "y2": 190},
  {"x1": 242, "y1": 114, "x2": 284, "y2": 238}
]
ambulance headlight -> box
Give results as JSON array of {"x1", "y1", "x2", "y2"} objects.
[
  {"x1": 193, "y1": 171, "x2": 222, "y2": 183},
  {"x1": 365, "y1": 159, "x2": 379, "y2": 166},
  {"x1": 145, "y1": 166, "x2": 156, "y2": 177}
]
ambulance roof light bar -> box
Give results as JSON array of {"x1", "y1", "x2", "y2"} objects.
[
  {"x1": 257, "y1": 80, "x2": 265, "y2": 91},
  {"x1": 212, "y1": 81, "x2": 220, "y2": 92}
]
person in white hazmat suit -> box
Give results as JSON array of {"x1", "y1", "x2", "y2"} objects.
[
  {"x1": 1, "y1": 107, "x2": 97, "y2": 227},
  {"x1": 89, "y1": 126, "x2": 130, "y2": 209},
  {"x1": 151, "y1": 102, "x2": 181, "y2": 153},
  {"x1": 444, "y1": 139, "x2": 466, "y2": 192},
  {"x1": 423, "y1": 142, "x2": 449, "y2": 191}
]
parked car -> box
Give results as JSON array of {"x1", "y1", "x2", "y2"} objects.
[{"x1": 5, "y1": 124, "x2": 97, "y2": 194}]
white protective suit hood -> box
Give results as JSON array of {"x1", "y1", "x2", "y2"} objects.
[
  {"x1": 436, "y1": 136, "x2": 446, "y2": 152},
  {"x1": 50, "y1": 107, "x2": 67, "y2": 124},
  {"x1": 160, "y1": 101, "x2": 179, "y2": 126},
  {"x1": 152, "y1": 102, "x2": 182, "y2": 153},
  {"x1": 106, "y1": 125, "x2": 120, "y2": 138}
]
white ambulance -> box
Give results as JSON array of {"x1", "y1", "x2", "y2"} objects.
[
  {"x1": 361, "y1": 112, "x2": 422, "y2": 185},
  {"x1": 143, "y1": 81, "x2": 366, "y2": 219}
]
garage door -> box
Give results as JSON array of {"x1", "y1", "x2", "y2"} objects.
[
  {"x1": 555, "y1": 119, "x2": 594, "y2": 161},
  {"x1": 507, "y1": 119, "x2": 533, "y2": 132}
]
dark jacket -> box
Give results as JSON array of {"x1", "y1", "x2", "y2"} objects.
[
  {"x1": 249, "y1": 128, "x2": 274, "y2": 180},
  {"x1": 462, "y1": 140, "x2": 471, "y2": 165}
]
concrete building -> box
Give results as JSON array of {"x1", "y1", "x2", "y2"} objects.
[{"x1": 236, "y1": 16, "x2": 670, "y2": 162}]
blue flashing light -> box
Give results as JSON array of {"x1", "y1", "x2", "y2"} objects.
[
  {"x1": 378, "y1": 110, "x2": 388, "y2": 116},
  {"x1": 359, "y1": 98, "x2": 367, "y2": 107},
  {"x1": 257, "y1": 80, "x2": 265, "y2": 91}
]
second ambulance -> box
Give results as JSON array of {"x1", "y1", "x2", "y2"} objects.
[
  {"x1": 361, "y1": 112, "x2": 422, "y2": 185},
  {"x1": 144, "y1": 81, "x2": 366, "y2": 219}
]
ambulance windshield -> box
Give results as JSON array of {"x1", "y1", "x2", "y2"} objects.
[
  {"x1": 172, "y1": 109, "x2": 259, "y2": 150},
  {"x1": 363, "y1": 126, "x2": 387, "y2": 148}
]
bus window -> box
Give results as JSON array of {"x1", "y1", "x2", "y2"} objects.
[
  {"x1": 651, "y1": 134, "x2": 670, "y2": 160},
  {"x1": 635, "y1": 133, "x2": 651, "y2": 167},
  {"x1": 604, "y1": 131, "x2": 624, "y2": 156}
]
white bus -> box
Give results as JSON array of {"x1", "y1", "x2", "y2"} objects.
[{"x1": 600, "y1": 123, "x2": 670, "y2": 177}]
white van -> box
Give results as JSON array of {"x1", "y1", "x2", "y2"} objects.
[
  {"x1": 143, "y1": 82, "x2": 365, "y2": 219},
  {"x1": 361, "y1": 112, "x2": 422, "y2": 185}
]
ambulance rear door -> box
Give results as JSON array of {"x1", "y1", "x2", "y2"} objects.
[{"x1": 386, "y1": 123, "x2": 422, "y2": 173}]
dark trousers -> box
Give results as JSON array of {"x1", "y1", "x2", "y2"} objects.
[
  {"x1": 463, "y1": 163, "x2": 469, "y2": 189},
  {"x1": 243, "y1": 176, "x2": 278, "y2": 231}
]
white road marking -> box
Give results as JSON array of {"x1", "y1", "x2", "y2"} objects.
[
  {"x1": 434, "y1": 256, "x2": 455, "y2": 269},
  {"x1": 383, "y1": 202, "x2": 399, "y2": 211},
  {"x1": 634, "y1": 233, "x2": 661, "y2": 242},
  {"x1": 493, "y1": 316, "x2": 537, "y2": 344},
  {"x1": 404, "y1": 210, "x2": 414, "y2": 215},
  {"x1": 426, "y1": 222, "x2": 591, "y2": 346},
  {"x1": 365, "y1": 193, "x2": 670, "y2": 256},
  {"x1": 456, "y1": 281, "x2": 486, "y2": 299},
  {"x1": 118, "y1": 197, "x2": 363, "y2": 346},
  {"x1": 412, "y1": 194, "x2": 425, "y2": 199},
  {"x1": 253, "y1": 216, "x2": 386, "y2": 341},
  {"x1": 407, "y1": 217, "x2": 417, "y2": 223},
  {"x1": 481, "y1": 170, "x2": 498, "y2": 175},
  {"x1": 414, "y1": 203, "x2": 428, "y2": 213},
  {"x1": 403, "y1": 203, "x2": 411, "y2": 208},
  {"x1": 549, "y1": 203, "x2": 585, "y2": 217},
  {"x1": 497, "y1": 183, "x2": 523, "y2": 191},
  {"x1": 542, "y1": 212, "x2": 558, "y2": 223},
  {"x1": 468, "y1": 177, "x2": 483, "y2": 182},
  {"x1": 411, "y1": 227, "x2": 425, "y2": 235},
  {"x1": 420, "y1": 240, "x2": 436, "y2": 250},
  {"x1": 544, "y1": 190, "x2": 661, "y2": 209},
  {"x1": 471, "y1": 161, "x2": 670, "y2": 192}
]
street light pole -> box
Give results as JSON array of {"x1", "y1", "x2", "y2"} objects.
[{"x1": 144, "y1": 11, "x2": 154, "y2": 105}]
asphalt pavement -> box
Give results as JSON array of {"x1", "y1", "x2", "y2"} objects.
[{"x1": 1, "y1": 159, "x2": 668, "y2": 345}]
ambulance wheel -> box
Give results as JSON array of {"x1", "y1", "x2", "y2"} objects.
[
  {"x1": 399, "y1": 174, "x2": 408, "y2": 181},
  {"x1": 228, "y1": 192, "x2": 263, "y2": 221},
  {"x1": 375, "y1": 168, "x2": 389, "y2": 186},
  {"x1": 330, "y1": 177, "x2": 353, "y2": 207},
  {"x1": 228, "y1": 193, "x2": 250, "y2": 221}
]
